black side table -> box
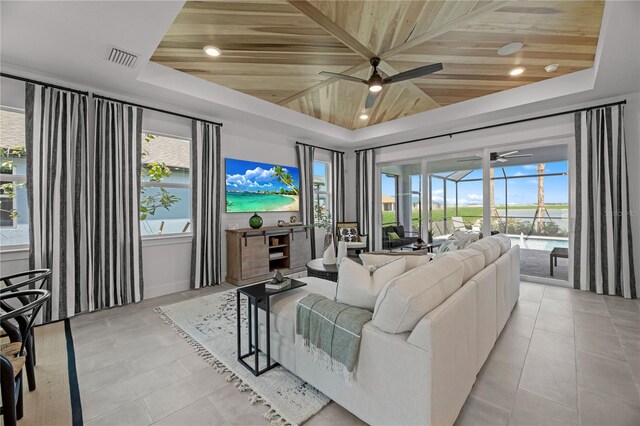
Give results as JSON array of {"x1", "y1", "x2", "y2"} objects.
[{"x1": 236, "y1": 279, "x2": 307, "y2": 376}]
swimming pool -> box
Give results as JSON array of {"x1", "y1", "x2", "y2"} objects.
[{"x1": 508, "y1": 235, "x2": 568, "y2": 251}]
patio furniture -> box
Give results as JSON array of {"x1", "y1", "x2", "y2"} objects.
[
  {"x1": 382, "y1": 225, "x2": 420, "y2": 250},
  {"x1": 452, "y1": 217, "x2": 467, "y2": 230},
  {"x1": 549, "y1": 247, "x2": 568, "y2": 276}
]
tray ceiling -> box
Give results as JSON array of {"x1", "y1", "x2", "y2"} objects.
[{"x1": 151, "y1": 0, "x2": 605, "y2": 130}]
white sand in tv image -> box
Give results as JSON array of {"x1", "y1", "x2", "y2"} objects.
[{"x1": 225, "y1": 158, "x2": 300, "y2": 213}]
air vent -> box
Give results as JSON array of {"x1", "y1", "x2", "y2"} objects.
[{"x1": 106, "y1": 46, "x2": 138, "y2": 68}]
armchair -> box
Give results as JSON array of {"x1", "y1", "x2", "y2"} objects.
[{"x1": 336, "y1": 222, "x2": 368, "y2": 254}]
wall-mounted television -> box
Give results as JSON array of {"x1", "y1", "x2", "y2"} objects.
[{"x1": 225, "y1": 158, "x2": 300, "y2": 213}]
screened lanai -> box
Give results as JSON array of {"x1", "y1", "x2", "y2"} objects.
[{"x1": 382, "y1": 145, "x2": 571, "y2": 282}]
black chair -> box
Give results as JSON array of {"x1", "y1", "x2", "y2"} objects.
[
  {"x1": 382, "y1": 224, "x2": 420, "y2": 250},
  {"x1": 0, "y1": 269, "x2": 51, "y2": 390},
  {"x1": 1, "y1": 289, "x2": 51, "y2": 426}
]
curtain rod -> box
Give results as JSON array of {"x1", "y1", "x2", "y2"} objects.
[
  {"x1": 1, "y1": 72, "x2": 89, "y2": 96},
  {"x1": 92, "y1": 94, "x2": 223, "y2": 127},
  {"x1": 354, "y1": 99, "x2": 627, "y2": 153},
  {"x1": 296, "y1": 141, "x2": 345, "y2": 155}
]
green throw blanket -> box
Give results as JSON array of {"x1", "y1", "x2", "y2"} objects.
[{"x1": 295, "y1": 294, "x2": 373, "y2": 380}]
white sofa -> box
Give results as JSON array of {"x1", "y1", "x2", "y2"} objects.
[{"x1": 257, "y1": 235, "x2": 520, "y2": 425}]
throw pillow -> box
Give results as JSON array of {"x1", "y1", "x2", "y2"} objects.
[
  {"x1": 336, "y1": 257, "x2": 406, "y2": 311},
  {"x1": 372, "y1": 256, "x2": 464, "y2": 333},
  {"x1": 388, "y1": 231, "x2": 401, "y2": 241},
  {"x1": 339, "y1": 227, "x2": 359, "y2": 242},
  {"x1": 359, "y1": 252, "x2": 432, "y2": 273}
]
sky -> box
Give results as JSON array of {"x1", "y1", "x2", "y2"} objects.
[
  {"x1": 382, "y1": 161, "x2": 568, "y2": 206},
  {"x1": 225, "y1": 158, "x2": 299, "y2": 192}
]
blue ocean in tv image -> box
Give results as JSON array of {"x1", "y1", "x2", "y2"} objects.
[{"x1": 225, "y1": 158, "x2": 300, "y2": 213}]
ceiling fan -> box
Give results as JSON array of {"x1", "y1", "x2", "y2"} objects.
[
  {"x1": 319, "y1": 57, "x2": 443, "y2": 109},
  {"x1": 457, "y1": 151, "x2": 533, "y2": 164}
]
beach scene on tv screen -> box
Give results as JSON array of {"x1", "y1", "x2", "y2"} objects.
[{"x1": 225, "y1": 158, "x2": 300, "y2": 213}]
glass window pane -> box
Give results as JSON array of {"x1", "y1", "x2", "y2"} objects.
[
  {"x1": 1, "y1": 109, "x2": 28, "y2": 247},
  {"x1": 141, "y1": 134, "x2": 190, "y2": 184},
  {"x1": 312, "y1": 161, "x2": 330, "y2": 223},
  {"x1": 140, "y1": 133, "x2": 191, "y2": 236},
  {"x1": 140, "y1": 186, "x2": 191, "y2": 236},
  {"x1": 381, "y1": 173, "x2": 398, "y2": 225}
]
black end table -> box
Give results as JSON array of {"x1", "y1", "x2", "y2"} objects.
[
  {"x1": 306, "y1": 258, "x2": 339, "y2": 282},
  {"x1": 401, "y1": 241, "x2": 443, "y2": 253},
  {"x1": 236, "y1": 279, "x2": 307, "y2": 376}
]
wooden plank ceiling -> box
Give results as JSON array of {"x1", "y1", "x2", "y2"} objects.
[{"x1": 151, "y1": 0, "x2": 605, "y2": 130}]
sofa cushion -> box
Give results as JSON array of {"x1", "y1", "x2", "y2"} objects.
[
  {"x1": 491, "y1": 233, "x2": 511, "y2": 255},
  {"x1": 467, "y1": 237, "x2": 501, "y2": 267},
  {"x1": 359, "y1": 252, "x2": 433, "y2": 273},
  {"x1": 439, "y1": 249, "x2": 485, "y2": 283},
  {"x1": 371, "y1": 256, "x2": 464, "y2": 333},
  {"x1": 336, "y1": 257, "x2": 406, "y2": 311}
]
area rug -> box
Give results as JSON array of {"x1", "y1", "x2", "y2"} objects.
[
  {"x1": 17, "y1": 319, "x2": 83, "y2": 426},
  {"x1": 155, "y1": 289, "x2": 330, "y2": 426}
]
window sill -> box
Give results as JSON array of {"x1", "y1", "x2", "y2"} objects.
[
  {"x1": 142, "y1": 233, "x2": 193, "y2": 247},
  {"x1": 0, "y1": 245, "x2": 29, "y2": 260}
]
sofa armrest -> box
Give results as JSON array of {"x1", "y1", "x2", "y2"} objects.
[
  {"x1": 359, "y1": 235, "x2": 368, "y2": 246},
  {"x1": 406, "y1": 281, "x2": 477, "y2": 426}
]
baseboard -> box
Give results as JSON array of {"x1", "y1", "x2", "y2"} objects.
[{"x1": 144, "y1": 279, "x2": 191, "y2": 299}]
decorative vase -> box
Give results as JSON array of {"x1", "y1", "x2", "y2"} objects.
[
  {"x1": 322, "y1": 233, "x2": 336, "y2": 265},
  {"x1": 336, "y1": 240, "x2": 347, "y2": 265},
  {"x1": 249, "y1": 212, "x2": 263, "y2": 229}
]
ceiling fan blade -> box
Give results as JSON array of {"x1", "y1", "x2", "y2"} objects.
[
  {"x1": 365, "y1": 90, "x2": 380, "y2": 109},
  {"x1": 504, "y1": 154, "x2": 533, "y2": 158},
  {"x1": 382, "y1": 63, "x2": 443, "y2": 84},
  {"x1": 319, "y1": 71, "x2": 367, "y2": 84},
  {"x1": 499, "y1": 150, "x2": 519, "y2": 157}
]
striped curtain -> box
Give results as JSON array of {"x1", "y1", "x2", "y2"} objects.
[
  {"x1": 25, "y1": 83, "x2": 89, "y2": 321},
  {"x1": 356, "y1": 150, "x2": 377, "y2": 251},
  {"x1": 296, "y1": 144, "x2": 316, "y2": 258},
  {"x1": 92, "y1": 98, "x2": 144, "y2": 309},
  {"x1": 330, "y1": 150, "x2": 345, "y2": 230},
  {"x1": 572, "y1": 105, "x2": 636, "y2": 298},
  {"x1": 190, "y1": 120, "x2": 222, "y2": 288}
]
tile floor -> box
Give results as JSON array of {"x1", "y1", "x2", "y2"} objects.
[{"x1": 71, "y1": 282, "x2": 640, "y2": 425}]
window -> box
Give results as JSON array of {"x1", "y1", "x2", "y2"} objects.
[
  {"x1": 140, "y1": 133, "x2": 191, "y2": 236},
  {"x1": 381, "y1": 173, "x2": 399, "y2": 226},
  {"x1": 0, "y1": 109, "x2": 29, "y2": 247},
  {"x1": 313, "y1": 161, "x2": 329, "y2": 223}
]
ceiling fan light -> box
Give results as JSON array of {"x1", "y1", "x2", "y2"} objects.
[
  {"x1": 369, "y1": 84, "x2": 382, "y2": 93},
  {"x1": 359, "y1": 113, "x2": 369, "y2": 120}
]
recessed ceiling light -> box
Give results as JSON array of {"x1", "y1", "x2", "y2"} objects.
[
  {"x1": 497, "y1": 42, "x2": 524, "y2": 56},
  {"x1": 359, "y1": 113, "x2": 369, "y2": 120},
  {"x1": 203, "y1": 46, "x2": 221, "y2": 57},
  {"x1": 545, "y1": 63, "x2": 559, "y2": 73},
  {"x1": 509, "y1": 67, "x2": 525, "y2": 76}
]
